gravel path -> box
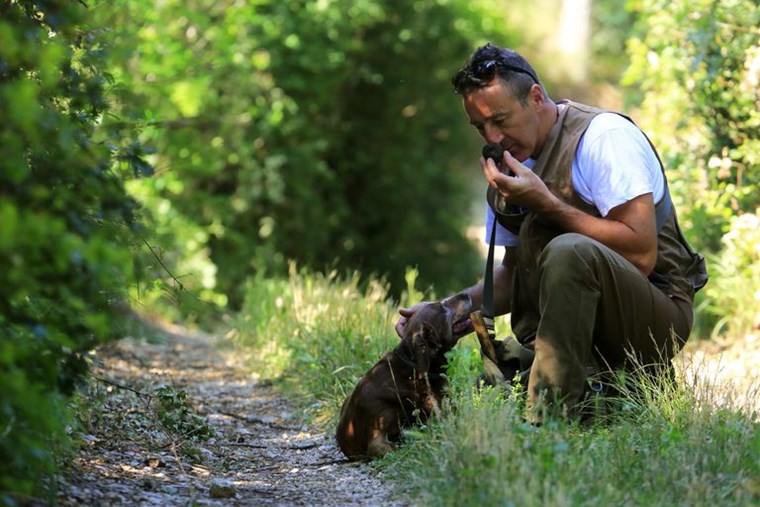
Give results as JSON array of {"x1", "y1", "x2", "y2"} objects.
[
  {"x1": 679, "y1": 331, "x2": 760, "y2": 414},
  {"x1": 56, "y1": 327, "x2": 408, "y2": 507}
]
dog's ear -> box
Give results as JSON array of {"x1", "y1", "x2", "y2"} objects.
[{"x1": 412, "y1": 322, "x2": 438, "y2": 373}]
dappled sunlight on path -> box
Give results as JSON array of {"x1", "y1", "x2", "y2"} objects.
[
  {"x1": 56, "y1": 325, "x2": 407, "y2": 506},
  {"x1": 678, "y1": 332, "x2": 760, "y2": 415}
]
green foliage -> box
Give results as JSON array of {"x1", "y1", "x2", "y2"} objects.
[
  {"x1": 154, "y1": 386, "x2": 215, "y2": 441},
  {"x1": 702, "y1": 212, "x2": 760, "y2": 339},
  {"x1": 92, "y1": 0, "x2": 516, "y2": 307},
  {"x1": 623, "y1": 0, "x2": 760, "y2": 339},
  {"x1": 623, "y1": 0, "x2": 760, "y2": 252},
  {"x1": 0, "y1": 1, "x2": 142, "y2": 501},
  {"x1": 589, "y1": 0, "x2": 638, "y2": 85}
]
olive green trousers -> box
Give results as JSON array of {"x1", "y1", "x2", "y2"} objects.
[{"x1": 524, "y1": 233, "x2": 694, "y2": 419}]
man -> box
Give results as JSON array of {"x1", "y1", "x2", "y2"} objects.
[{"x1": 396, "y1": 43, "x2": 706, "y2": 421}]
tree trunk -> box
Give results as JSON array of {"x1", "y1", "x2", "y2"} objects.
[{"x1": 556, "y1": 0, "x2": 591, "y2": 84}]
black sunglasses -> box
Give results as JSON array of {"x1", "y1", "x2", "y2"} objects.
[{"x1": 473, "y1": 59, "x2": 539, "y2": 85}]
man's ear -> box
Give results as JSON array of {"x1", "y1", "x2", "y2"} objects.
[
  {"x1": 529, "y1": 83, "x2": 544, "y2": 110},
  {"x1": 412, "y1": 322, "x2": 438, "y2": 373}
]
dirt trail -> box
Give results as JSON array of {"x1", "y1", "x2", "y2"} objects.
[{"x1": 56, "y1": 327, "x2": 408, "y2": 507}]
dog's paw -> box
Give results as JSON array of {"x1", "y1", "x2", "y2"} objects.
[{"x1": 367, "y1": 434, "x2": 392, "y2": 458}]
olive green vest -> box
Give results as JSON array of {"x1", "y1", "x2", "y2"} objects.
[{"x1": 487, "y1": 100, "x2": 706, "y2": 342}]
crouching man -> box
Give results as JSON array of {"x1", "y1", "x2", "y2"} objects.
[{"x1": 396, "y1": 43, "x2": 706, "y2": 422}]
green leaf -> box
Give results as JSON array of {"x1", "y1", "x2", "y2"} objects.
[{"x1": 0, "y1": 201, "x2": 19, "y2": 252}]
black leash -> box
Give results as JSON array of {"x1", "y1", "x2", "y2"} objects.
[
  {"x1": 482, "y1": 217, "x2": 498, "y2": 342},
  {"x1": 481, "y1": 143, "x2": 504, "y2": 342}
]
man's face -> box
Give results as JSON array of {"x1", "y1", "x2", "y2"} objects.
[{"x1": 462, "y1": 79, "x2": 542, "y2": 163}]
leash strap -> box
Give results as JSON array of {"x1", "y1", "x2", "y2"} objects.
[{"x1": 481, "y1": 217, "x2": 498, "y2": 341}]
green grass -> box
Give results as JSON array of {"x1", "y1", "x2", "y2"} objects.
[
  {"x1": 231, "y1": 268, "x2": 760, "y2": 506},
  {"x1": 230, "y1": 265, "x2": 418, "y2": 423},
  {"x1": 379, "y1": 347, "x2": 760, "y2": 506}
]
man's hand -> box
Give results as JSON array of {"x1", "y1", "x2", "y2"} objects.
[
  {"x1": 394, "y1": 302, "x2": 430, "y2": 338},
  {"x1": 481, "y1": 149, "x2": 559, "y2": 213}
]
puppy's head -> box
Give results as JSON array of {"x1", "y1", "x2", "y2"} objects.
[{"x1": 403, "y1": 293, "x2": 472, "y2": 373}]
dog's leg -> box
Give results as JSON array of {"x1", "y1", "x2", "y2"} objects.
[
  {"x1": 423, "y1": 373, "x2": 441, "y2": 417},
  {"x1": 367, "y1": 433, "x2": 392, "y2": 458}
]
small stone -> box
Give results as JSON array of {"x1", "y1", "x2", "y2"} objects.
[
  {"x1": 209, "y1": 479, "x2": 236, "y2": 499},
  {"x1": 140, "y1": 477, "x2": 157, "y2": 491},
  {"x1": 145, "y1": 457, "x2": 166, "y2": 468}
]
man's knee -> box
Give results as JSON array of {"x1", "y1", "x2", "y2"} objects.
[{"x1": 540, "y1": 233, "x2": 604, "y2": 275}]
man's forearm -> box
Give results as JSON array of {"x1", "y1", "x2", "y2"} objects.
[
  {"x1": 539, "y1": 193, "x2": 657, "y2": 275},
  {"x1": 462, "y1": 262, "x2": 513, "y2": 317}
]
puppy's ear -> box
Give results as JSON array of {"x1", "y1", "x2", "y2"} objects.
[{"x1": 412, "y1": 322, "x2": 438, "y2": 373}]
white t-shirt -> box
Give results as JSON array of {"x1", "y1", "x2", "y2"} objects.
[{"x1": 485, "y1": 112, "x2": 665, "y2": 246}]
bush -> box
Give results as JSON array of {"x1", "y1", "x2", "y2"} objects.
[
  {"x1": 702, "y1": 211, "x2": 760, "y2": 339},
  {"x1": 0, "y1": 1, "x2": 141, "y2": 501},
  {"x1": 623, "y1": 0, "x2": 760, "y2": 338}
]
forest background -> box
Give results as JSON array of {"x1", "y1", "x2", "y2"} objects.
[{"x1": 1, "y1": 0, "x2": 759, "y2": 503}]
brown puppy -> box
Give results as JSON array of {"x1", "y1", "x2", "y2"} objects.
[{"x1": 336, "y1": 293, "x2": 472, "y2": 459}]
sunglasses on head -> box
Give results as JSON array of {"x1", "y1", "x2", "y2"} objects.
[{"x1": 473, "y1": 59, "x2": 539, "y2": 85}]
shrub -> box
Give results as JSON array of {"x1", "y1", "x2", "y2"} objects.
[
  {"x1": 623, "y1": 0, "x2": 760, "y2": 339},
  {"x1": 0, "y1": 1, "x2": 141, "y2": 501},
  {"x1": 703, "y1": 211, "x2": 760, "y2": 339}
]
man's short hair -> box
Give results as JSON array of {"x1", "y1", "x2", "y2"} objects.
[{"x1": 451, "y1": 43, "x2": 542, "y2": 105}]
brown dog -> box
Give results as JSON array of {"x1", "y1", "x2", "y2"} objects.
[{"x1": 336, "y1": 293, "x2": 472, "y2": 459}]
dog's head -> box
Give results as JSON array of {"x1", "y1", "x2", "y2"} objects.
[{"x1": 403, "y1": 293, "x2": 472, "y2": 373}]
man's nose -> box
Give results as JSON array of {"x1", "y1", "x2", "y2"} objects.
[{"x1": 483, "y1": 123, "x2": 503, "y2": 144}]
